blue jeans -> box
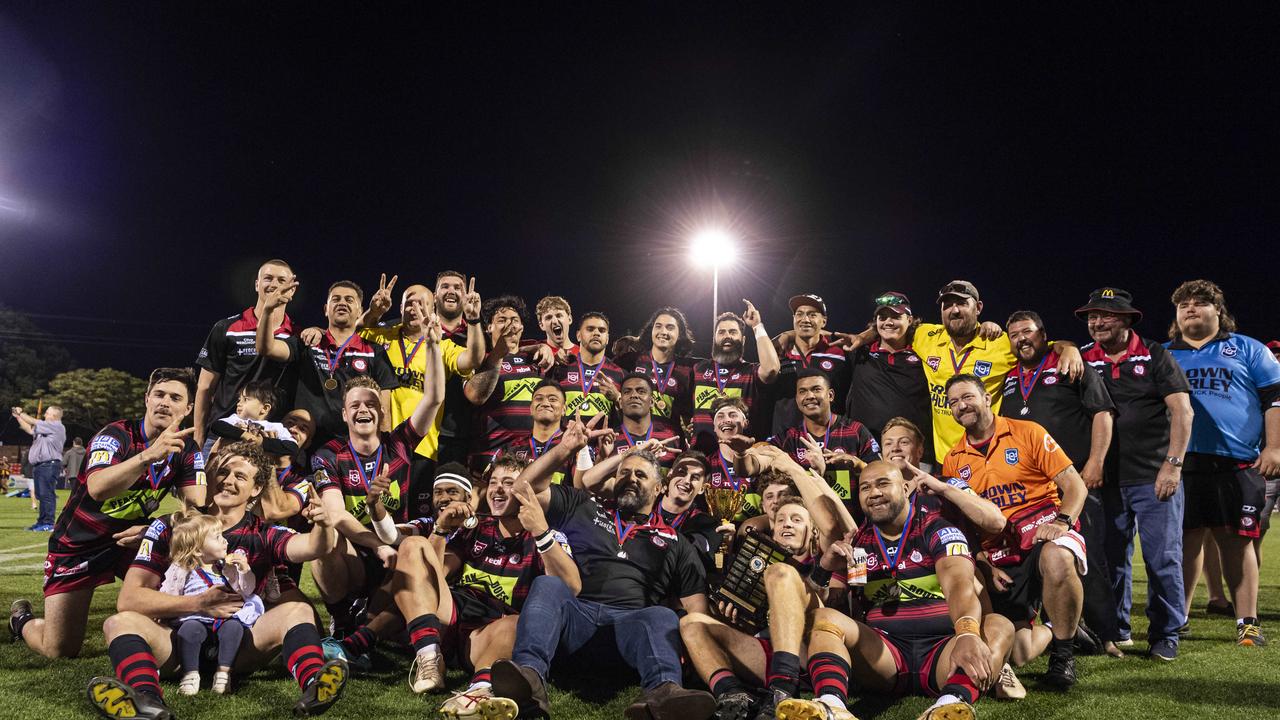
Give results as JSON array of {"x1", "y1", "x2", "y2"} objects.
[
  {"x1": 1103, "y1": 481, "x2": 1186, "y2": 643},
  {"x1": 510, "y1": 575, "x2": 683, "y2": 690},
  {"x1": 32, "y1": 460, "x2": 60, "y2": 526}
]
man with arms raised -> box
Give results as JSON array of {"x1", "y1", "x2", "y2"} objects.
[
  {"x1": 85, "y1": 442, "x2": 346, "y2": 720},
  {"x1": 194, "y1": 259, "x2": 297, "y2": 451},
  {"x1": 256, "y1": 279, "x2": 398, "y2": 444},
  {"x1": 690, "y1": 303, "x2": 781, "y2": 451},
  {"x1": 941, "y1": 374, "x2": 1088, "y2": 689},
  {"x1": 10, "y1": 369, "x2": 205, "y2": 660},
  {"x1": 1165, "y1": 280, "x2": 1280, "y2": 646},
  {"x1": 307, "y1": 310, "x2": 445, "y2": 648},
  {"x1": 783, "y1": 460, "x2": 1015, "y2": 720},
  {"x1": 487, "y1": 425, "x2": 715, "y2": 719}
]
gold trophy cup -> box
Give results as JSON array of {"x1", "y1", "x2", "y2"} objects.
[{"x1": 704, "y1": 486, "x2": 746, "y2": 569}]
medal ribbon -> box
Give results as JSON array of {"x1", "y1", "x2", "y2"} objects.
[
  {"x1": 138, "y1": 421, "x2": 176, "y2": 491},
  {"x1": 650, "y1": 358, "x2": 673, "y2": 393},
  {"x1": 621, "y1": 421, "x2": 653, "y2": 448},
  {"x1": 612, "y1": 511, "x2": 638, "y2": 550},
  {"x1": 326, "y1": 331, "x2": 360, "y2": 379},
  {"x1": 529, "y1": 429, "x2": 563, "y2": 458},
  {"x1": 398, "y1": 328, "x2": 425, "y2": 367},
  {"x1": 712, "y1": 360, "x2": 730, "y2": 394},
  {"x1": 650, "y1": 507, "x2": 691, "y2": 529},
  {"x1": 949, "y1": 347, "x2": 974, "y2": 375},
  {"x1": 871, "y1": 498, "x2": 916, "y2": 581},
  {"x1": 717, "y1": 447, "x2": 743, "y2": 491},
  {"x1": 195, "y1": 567, "x2": 232, "y2": 591},
  {"x1": 1016, "y1": 353, "x2": 1052, "y2": 405},
  {"x1": 346, "y1": 441, "x2": 383, "y2": 491}
]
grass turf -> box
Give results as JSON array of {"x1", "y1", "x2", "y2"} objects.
[{"x1": 0, "y1": 490, "x2": 1275, "y2": 719}]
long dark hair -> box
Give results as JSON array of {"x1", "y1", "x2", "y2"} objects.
[{"x1": 638, "y1": 306, "x2": 695, "y2": 356}]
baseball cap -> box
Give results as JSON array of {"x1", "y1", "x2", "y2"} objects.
[
  {"x1": 788, "y1": 294, "x2": 827, "y2": 315},
  {"x1": 872, "y1": 291, "x2": 912, "y2": 316},
  {"x1": 937, "y1": 280, "x2": 980, "y2": 303}
]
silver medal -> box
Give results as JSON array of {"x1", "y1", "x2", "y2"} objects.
[{"x1": 1019, "y1": 405, "x2": 1030, "y2": 416}]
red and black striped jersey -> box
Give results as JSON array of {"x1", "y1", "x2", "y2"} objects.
[
  {"x1": 690, "y1": 359, "x2": 763, "y2": 450},
  {"x1": 610, "y1": 417, "x2": 684, "y2": 470},
  {"x1": 773, "y1": 414, "x2": 880, "y2": 503},
  {"x1": 849, "y1": 502, "x2": 971, "y2": 641},
  {"x1": 473, "y1": 352, "x2": 544, "y2": 453},
  {"x1": 617, "y1": 352, "x2": 698, "y2": 430},
  {"x1": 312, "y1": 421, "x2": 425, "y2": 524},
  {"x1": 285, "y1": 331, "x2": 399, "y2": 441},
  {"x1": 547, "y1": 357, "x2": 625, "y2": 421},
  {"x1": 195, "y1": 307, "x2": 296, "y2": 434},
  {"x1": 446, "y1": 516, "x2": 563, "y2": 612},
  {"x1": 771, "y1": 337, "x2": 852, "y2": 437},
  {"x1": 51, "y1": 419, "x2": 205, "y2": 555},
  {"x1": 131, "y1": 511, "x2": 299, "y2": 596},
  {"x1": 502, "y1": 428, "x2": 575, "y2": 485},
  {"x1": 705, "y1": 448, "x2": 761, "y2": 520}
]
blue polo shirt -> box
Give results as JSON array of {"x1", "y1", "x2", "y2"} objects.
[{"x1": 1166, "y1": 333, "x2": 1280, "y2": 461}]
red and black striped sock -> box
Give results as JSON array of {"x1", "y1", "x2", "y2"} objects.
[
  {"x1": 108, "y1": 634, "x2": 162, "y2": 698},
  {"x1": 709, "y1": 668, "x2": 746, "y2": 698},
  {"x1": 807, "y1": 652, "x2": 850, "y2": 703},
  {"x1": 407, "y1": 614, "x2": 442, "y2": 653},
  {"x1": 942, "y1": 670, "x2": 981, "y2": 704},
  {"x1": 341, "y1": 626, "x2": 376, "y2": 657},
  {"x1": 470, "y1": 667, "x2": 492, "y2": 686},
  {"x1": 283, "y1": 624, "x2": 326, "y2": 690},
  {"x1": 765, "y1": 651, "x2": 801, "y2": 696}
]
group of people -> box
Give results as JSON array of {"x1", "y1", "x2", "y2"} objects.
[{"x1": 7, "y1": 259, "x2": 1279, "y2": 720}]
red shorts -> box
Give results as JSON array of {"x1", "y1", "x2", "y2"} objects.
[{"x1": 43, "y1": 545, "x2": 133, "y2": 597}]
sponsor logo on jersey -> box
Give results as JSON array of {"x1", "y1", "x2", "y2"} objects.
[
  {"x1": 927, "y1": 356, "x2": 941, "y2": 371},
  {"x1": 1134, "y1": 365, "x2": 1145, "y2": 375},
  {"x1": 958, "y1": 465, "x2": 972, "y2": 480},
  {"x1": 352, "y1": 358, "x2": 368, "y2": 372},
  {"x1": 567, "y1": 372, "x2": 579, "y2": 383},
  {"x1": 935, "y1": 526, "x2": 966, "y2": 544},
  {"x1": 91, "y1": 435, "x2": 122, "y2": 453},
  {"x1": 1044, "y1": 375, "x2": 1058, "y2": 385},
  {"x1": 1005, "y1": 448, "x2": 1020, "y2": 465},
  {"x1": 88, "y1": 450, "x2": 113, "y2": 468},
  {"x1": 1044, "y1": 434, "x2": 1060, "y2": 453},
  {"x1": 1222, "y1": 344, "x2": 1238, "y2": 357},
  {"x1": 821, "y1": 360, "x2": 833, "y2": 370},
  {"x1": 909, "y1": 549, "x2": 923, "y2": 564},
  {"x1": 946, "y1": 542, "x2": 970, "y2": 557},
  {"x1": 974, "y1": 360, "x2": 992, "y2": 377},
  {"x1": 136, "y1": 539, "x2": 152, "y2": 561}
]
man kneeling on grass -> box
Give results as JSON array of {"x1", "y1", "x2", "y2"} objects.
[{"x1": 85, "y1": 442, "x2": 347, "y2": 720}]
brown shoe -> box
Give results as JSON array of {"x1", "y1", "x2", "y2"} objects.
[
  {"x1": 490, "y1": 660, "x2": 550, "y2": 717},
  {"x1": 624, "y1": 682, "x2": 716, "y2": 720}
]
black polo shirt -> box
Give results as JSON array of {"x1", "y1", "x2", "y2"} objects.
[
  {"x1": 1081, "y1": 333, "x2": 1190, "y2": 485},
  {"x1": 194, "y1": 308, "x2": 296, "y2": 431},
  {"x1": 284, "y1": 332, "x2": 399, "y2": 441},
  {"x1": 438, "y1": 319, "x2": 474, "y2": 455},
  {"x1": 999, "y1": 349, "x2": 1115, "y2": 469},
  {"x1": 844, "y1": 341, "x2": 933, "y2": 462},
  {"x1": 545, "y1": 484, "x2": 705, "y2": 609}
]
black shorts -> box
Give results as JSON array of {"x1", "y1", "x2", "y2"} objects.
[
  {"x1": 988, "y1": 542, "x2": 1048, "y2": 623},
  {"x1": 1182, "y1": 455, "x2": 1265, "y2": 538},
  {"x1": 354, "y1": 547, "x2": 389, "y2": 596},
  {"x1": 442, "y1": 586, "x2": 513, "y2": 667},
  {"x1": 406, "y1": 455, "x2": 438, "y2": 519},
  {"x1": 43, "y1": 544, "x2": 132, "y2": 597},
  {"x1": 874, "y1": 630, "x2": 951, "y2": 697}
]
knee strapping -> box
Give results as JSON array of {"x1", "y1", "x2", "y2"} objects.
[{"x1": 812, "y1": 620, "x2": 845, "y2": 642}]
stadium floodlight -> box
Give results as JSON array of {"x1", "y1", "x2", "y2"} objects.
[{"x1": 690, "y1": 229, "x2": 737, "y2": 326}]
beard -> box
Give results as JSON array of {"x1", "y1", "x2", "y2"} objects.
[
  {"x1": 712, "y1": 340, "x2": 744, "y2": 365},
  {"x1": 615, "y1": 482, "x2": 654, "y2": 517}
]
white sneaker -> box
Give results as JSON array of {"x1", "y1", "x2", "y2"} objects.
[
  {"x1": 440, "y1": 684, "x2": 502, "y2": 718},
  {"x1": 992, "y1": 662, "x2": 1026, "y2": 700},
  {"x1": 212, "y1": 670, "x2": 231, "y2": 694},
  {"x1": 178, "y1": 670, "x2": 201, "y2": 696},
  {"x1": 408, "y1": 647, "x2": 445, "y2": 694},
  {"x1": 915, "y1": 696, "x2": 974, "y2": 720}
]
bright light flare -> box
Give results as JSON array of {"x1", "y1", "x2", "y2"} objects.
[{"x1": 689, "y1": 229, "x2": 737, "y2": 268}]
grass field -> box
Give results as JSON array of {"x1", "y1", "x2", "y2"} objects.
[{"x1": 0, "y1": 490, "x2": 1276, "y2": 720}]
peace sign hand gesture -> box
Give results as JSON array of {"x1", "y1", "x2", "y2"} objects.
[
  {"x1": 462, "y1": 277, "x2": 482, "y2": 323},
  {"x1": 369, "y1": 273, "x2": 398, "y2": 321}
]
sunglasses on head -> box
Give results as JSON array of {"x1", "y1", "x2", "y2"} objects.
[{"x1": 874, "y1": 294, "x2": 908, "y2": 307}]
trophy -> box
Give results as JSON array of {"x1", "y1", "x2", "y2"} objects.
[
  {"x1": 704, "y1": 486, "x2": 746, "y2": 570},
  {"x1": 710, "y1": 528, "x2": 789, "y2": 633}
]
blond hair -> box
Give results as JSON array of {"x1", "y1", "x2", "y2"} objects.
[{"x1": 168, "y1": 512, "x2": 223, "y2": 571}]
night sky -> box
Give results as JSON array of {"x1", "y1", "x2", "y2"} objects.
[{"x1": 2, "y1": 3, "x2": 1277, "y2": 379}]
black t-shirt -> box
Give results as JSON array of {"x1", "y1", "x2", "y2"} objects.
[
  {"x1": 438, "y1": 320, "x2": 474, "y2": 448},
  {"x1": 1081, "y1": 334, "x2": 1191, "y2": 484},
  {"x1": 999, "y1": 349, "x2": 1115, "y2": 469},
  {"x1": 284, "y1": 332, "x2": 399, "y2": 441},
  {"x1": 545, "y1": 484, "x2": 705, "y2": 608},
  {"x1": 654, "y1": 503, "x2": 721, "y2": 569},
  {"x1": 845, "y1": 341, "x2": 933, "y2": 463},
  {"x1": 194, "y1": 308, "x2": 296, "y2": 431}
]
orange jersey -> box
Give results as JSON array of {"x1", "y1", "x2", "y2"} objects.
[{"x1": 941, "y1": 416, "x2": 1073, "y2": 520}]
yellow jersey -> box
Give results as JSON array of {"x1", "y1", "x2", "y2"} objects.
[
  {"x1": 361, "y1": 324, "x2": 470, "y2": 460},
  {"x1": 912, "y1": 323, "x2": 1016, "y2": 463}
]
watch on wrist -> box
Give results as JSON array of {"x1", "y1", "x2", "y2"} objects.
[
  {"x1": 1165, "y1": 456, "x2": 1183, "y2": 467},
  {"x1": 1054, "y1": 512, "x2": 1073, "y2": 527}
]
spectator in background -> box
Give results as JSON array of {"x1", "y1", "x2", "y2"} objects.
[
  {"x1": 63, "y1": 437, "x2": 86, "y2": 487},
  {"x1": 11, "y1": 405, "x2": 66, "y2": 532}
]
